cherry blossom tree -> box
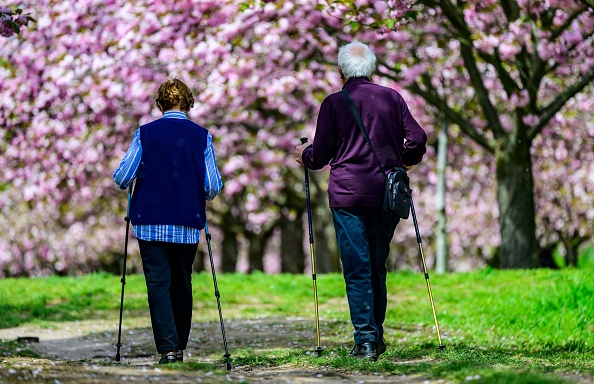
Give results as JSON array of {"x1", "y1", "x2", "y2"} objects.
[
  {"x1": 336, "y1": 0, "x2": 594, "y2": 268},
  {"x1": 1, "y1": 0, "x2": 592, "y2": 276}
]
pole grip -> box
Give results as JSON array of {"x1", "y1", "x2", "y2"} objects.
[{"x1": 300, "y1": 137, "x2": 308, "y2": 144}]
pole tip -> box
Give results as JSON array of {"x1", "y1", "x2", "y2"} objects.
[
  {"x1": 438, "y1": 344, "x2": 446, "y2": 352},
  {"x1": 226, "y1": 362, "x2": 232, "y2": 370},
  {"x1": 115, "y1": 354, "x2": 121, "y2": 362},
  {"x1": 300, "y1": 137, "x2": 308, "y2": 144},
  {"x1": 315, "y1": 347, "x2": 323, "y2": 357}
]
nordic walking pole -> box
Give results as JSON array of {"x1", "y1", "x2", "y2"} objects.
[
  {"x1": 115, "y1": 181, "x2": 134, "y2": 362},
  {"x1": 300, "y1": 137, "x2": 323, "y2": 357},
  {"x1": 409, "y1": 194, "x2": 446, "y2": 351},
  {"x1": 204, "y1": 220, "x2": 232, "y2": 370}
]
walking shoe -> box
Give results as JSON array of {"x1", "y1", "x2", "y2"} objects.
[
  {"x1": 348, "y1": 342, "x2": 378, "y2": 361},
  {"x1": 377, "y1": 337, "x2": 386, "y2": 356},
  {"x1": 176, "y1": 350, "x2": 184, "y2": 362},
  {"x1": 158, "y1": 351, "x2": 177, "y2": 365}
]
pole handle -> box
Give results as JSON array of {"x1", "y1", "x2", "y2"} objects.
[{"x1": 300, "y1": 137, "x2": 308, "y2": 144}]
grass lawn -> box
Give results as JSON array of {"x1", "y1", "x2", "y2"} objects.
[{"x1": 0, "y1": 268, "x2": 593, "y2": 383}]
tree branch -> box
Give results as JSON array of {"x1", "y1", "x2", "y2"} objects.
[
  {"x1": 477, "y1": 50, "x2": 520, "y2": 97},
  {"x1": 500, "y1": 0, "x2": 520, "y2": 21},
  {"x1": 524, "y1": 20, "x2": 547, "y2": 112},
  {"x1": 576, "y1": 0, "x2": 594, "y2": 9},
  {"x1": 438, "y1": 0, "x2": 505, "y2": 138},
  {"x1": 459, "y1": 43, "x2": 506, "y2": 138},
  {"x1": 551, "y1": 8, "x2": 587, "y2": 40},
  {"x1": 405, "y1": 80, "x2": 496, "y2": 152},
  {"x1": 435, "y1": 0, "x2": 473, "y2": 44},
  {"x1": 529, "y1": 64, "x2": 594, "y2": 139},
  {"x1": 546, "y1": 29, "x2": 594, "y2": 77}
]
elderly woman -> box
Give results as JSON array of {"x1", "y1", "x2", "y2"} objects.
[{"x1": 113, "y1": 78, "x2": 223, "y2": 364}]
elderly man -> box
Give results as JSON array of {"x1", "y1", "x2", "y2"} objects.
[
  {"x1": 113, "y1": 77, "x2": 223, "y2": 365},
  {"x1": 295, "y1": 41, "x2": 427, "y2": 361}
]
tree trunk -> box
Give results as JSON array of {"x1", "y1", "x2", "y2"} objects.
[
  {"x1": 313, "y1": 204, "x2": 340, "y2": 273},
  {"x1": 193, "y1": 247, "x2": 205, "y2": 272},
  {"x1": 435, "y1": 119, "x2": 448, "y2": 274},
  {"x1": 280, "y1": 212, "x2": 305, "y2": 273},
  {"x1": 310, "y1": 173, "x2": 341, "y2": 273},
  {"x1": 246, "y1": 226, "x2": 275, "y2": 273},
  {"x1": 563, "y1": 237, "x2": 582, "y2": 267},
  {"x1": 221, "y1": 228, "x2": 238, "y2": 273},
  {"x1": 495, "y1": 137, "x2": 538, "y2": 268},
  {"x1": 538, "y1": 244, "x2": 558, "y2": 269},
  {"x1": 247, "y1": 235, "x2": 265, "y2": 273}
]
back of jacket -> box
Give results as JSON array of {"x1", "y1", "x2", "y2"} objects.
[{"x1": 302, "y1": 77, "x2": 427, "y2": 208}]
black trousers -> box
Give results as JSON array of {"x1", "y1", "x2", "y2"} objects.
[
  {"x1": 137, "y1": 239, "x2": 198, "y2": 354},
  {"x1": 331, "y1": 207, "x2": 399, "y2": 345}
]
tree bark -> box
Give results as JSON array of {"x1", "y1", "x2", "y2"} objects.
[
  {"x1": 221, "y1": 228, "x2": 238, "y2": 273},
  {"x1": 435, "y1": 119, "x2": 449, "y2": 274},
  {"x1": 538, "y1": 244, "x2": 558, "y2": 269},
  {"x1": 247, "y1": 235, "x2": 265, "y2": 273},
  {"x1": 246, "y1": 226, "x2": 275, "y2": 273},
  {"x1": 193, "y1": 247, "x2": 205, "y2": 272},
  {"x1": 562, "y1": 237, "x2": 583, "y2": 267},
  {"x1": 310, "y1": 173, "x2": 341, "y2": 273},
  {"x1": 280, "y1": 212, "x2": 305, "y2": 273},
  {"x1": 495, "y1": 136, "x2": 538, "y2": 268},
  {"x1": 312, "y1": 204, "x2": 341, "y2": 273}
]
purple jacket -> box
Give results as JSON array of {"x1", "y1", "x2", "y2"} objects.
[{"x1": 302, "y1": 77, "x2": 427, "y2": 208}]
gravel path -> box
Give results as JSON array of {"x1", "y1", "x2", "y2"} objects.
[{"x1": 0, "y1": 317, "x2": 444, "y2": 383}]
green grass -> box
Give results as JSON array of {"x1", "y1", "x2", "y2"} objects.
[
  {"x1": 578, "y1": 245, "x2": 594, "y2": 269},
  {"x1": 0, "y1": 269, "x2": 593, "y2": 383}
]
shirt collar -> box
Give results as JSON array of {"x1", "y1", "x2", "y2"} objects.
[
  {"x1": 162, "y1": 110, "x2": 188, "y2": 119},
  {"x1": 342, "y1": 76, "x2": 372, "y2": 89}
]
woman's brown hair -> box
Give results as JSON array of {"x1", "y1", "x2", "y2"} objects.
[{"x1": 155, "y1": 78, "x2": 194, "y2": 112}]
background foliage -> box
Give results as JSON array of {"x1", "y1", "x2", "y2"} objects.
[{"x1": 1, "y1": 0, "x2": 593, "y2": 276}]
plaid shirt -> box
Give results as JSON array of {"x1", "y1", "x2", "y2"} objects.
[{"x1": 113, "y1": 111, "x2": 223, "y2": 243}]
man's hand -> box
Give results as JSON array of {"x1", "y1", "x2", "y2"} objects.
[
  {"x1": 295, "y1": 142, "x2": 312, "y2": 165},
  {"x1": 404, "y1": 164, "x2": 413, "y2": 171}
]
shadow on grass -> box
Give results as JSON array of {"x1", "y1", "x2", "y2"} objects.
[
  {"x1": 221, "y1": 343, "x2": 586, "y2": 384},
  {"x1": 0, "y1": 340, "x2": 42, "y2": 359},
  {"x1": 0, "y1": 303, "x2": 147, "y2": 329}
]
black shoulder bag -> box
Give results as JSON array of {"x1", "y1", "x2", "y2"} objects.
[{"x1": 341, "y1": 88, "x2": 412, "y2": 219}]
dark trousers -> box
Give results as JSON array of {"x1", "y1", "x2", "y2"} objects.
[
  {"x1": 137, "y1": 239, "x2": 198, "y2": 354},
  {"x1": 331, "y1": 207, "x2": 399, "y2": 345}
]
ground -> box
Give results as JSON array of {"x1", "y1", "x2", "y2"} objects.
[{"x1": 0, "y1": 317, "x2": 443, "y2": 384}]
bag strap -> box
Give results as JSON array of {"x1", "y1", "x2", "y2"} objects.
[{"x1": 341, "y1": 88, "x2": 388, "y2": 183}]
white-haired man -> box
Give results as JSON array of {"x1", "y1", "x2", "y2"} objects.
[{"x1": 295, "y1": 41, "x2": 427, "y2": 360}]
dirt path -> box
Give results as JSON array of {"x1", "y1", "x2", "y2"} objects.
[{"x1": 0, "y1": 317, "x2": 441, "y2": 383}]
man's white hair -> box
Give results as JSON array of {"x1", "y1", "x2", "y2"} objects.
[{"x1": 338, "y1": 41, "x2": 376, "y2": 79}]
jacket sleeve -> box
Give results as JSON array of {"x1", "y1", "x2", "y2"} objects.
[
  {"x1": 400, "y1": 97, "x2": 427, "y2": 166},
  {"x1": 302, "y1": 97, "x2": 337, "y2": 170},
  {"x1": 112, "y1": 129, "x2": 141, "y2": 189},
  {"x1": 204, "y1": 133, "x2": 223, "y2": 201}
]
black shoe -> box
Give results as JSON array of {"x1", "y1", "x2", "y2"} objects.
[
  {"x1": 158, "y1": 351, "x2": 177, "y2": 365},
  {"x1": 348, "y1": 342, "x2": 378, "y2": 361},
  {"x1": 377, "y1": 337, "x2": 386, "y2": 356},
  {"x1": 176, "y1": 350, "x2": 184, "y2": 362}
]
